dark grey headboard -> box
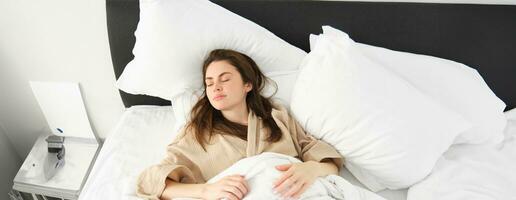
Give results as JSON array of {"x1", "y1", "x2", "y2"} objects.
[{"x1": 106, "y1": 0, "x2": 516, "y2": 111}]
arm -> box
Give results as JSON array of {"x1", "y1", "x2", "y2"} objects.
[
  {"x1": 136, "y1": 131, "x2": 204, "y2": 200},
  {"x1": 272, "y1": 159, "x2": 338, "y2": 199},
  {"x1": 135, "y1": 151, "x2": 201, "y2": 200},
  {"x1": 161, "y1": 175, "x2": 250, "y2": 200},
  {"x1": 288, "y1": 109, "x2": 343, "y2": 171},
  {"x1": 160, "y1": 178, "x2": 205, "y2": 200},
  {"x1": 271, "y1": 106, "x2": 343, "y2": 199},
  {"x1": 313, "y1": 158, "x2": 339, "y2": 176}
]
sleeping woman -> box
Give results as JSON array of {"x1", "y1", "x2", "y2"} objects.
[{"x1": 136, "y1": 49, "x2": 343, "y2": 200}]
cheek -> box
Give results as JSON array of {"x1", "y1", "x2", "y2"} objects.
[
  {"x1": 227, "y1": 88, "x2": 242, "y2": 97},
  {"x1": 228, "y1": 82, "x2": 245, "y2": 92},
  {"x1": 205, "y1": 88, "x2": 213, "y2": 98}
]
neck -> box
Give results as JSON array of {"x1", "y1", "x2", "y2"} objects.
[{"x1": 221, "y1": 102, "x2": 249, "y2": 126}]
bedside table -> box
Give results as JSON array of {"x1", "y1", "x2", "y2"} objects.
[{"x1": 10, "y1": 133, "x2": 101, "y2": 200}]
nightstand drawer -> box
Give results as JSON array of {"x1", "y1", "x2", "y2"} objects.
[{"x1": 9, "y1": 189, "x2": 72, "y2": 200}]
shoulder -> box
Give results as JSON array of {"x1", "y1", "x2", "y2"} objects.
[
  {"x1": 270, "y1": 101, "x2": 293, "y2": 124},
  {"x1": 169, "y1": 125, "x2": 200, "y2": 147},
  {"x1": 166, "y1": 125, "x2": 209, "y2": 155}
]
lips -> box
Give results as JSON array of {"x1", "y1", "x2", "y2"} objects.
[{"x1": 214, "y1": 95, "x2": 226, "y2": 101}]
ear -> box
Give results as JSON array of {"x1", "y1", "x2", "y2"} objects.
[{"x1": 244, "y1": 82, "x2": 253, "y2": 93}]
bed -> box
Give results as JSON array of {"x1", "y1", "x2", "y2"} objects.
[
  {"x1": 80, "y1": 0, "x2": 516, "y2": 199},
  {"x1": 79, "y1": 106, "x2": 516, "y2": 200}
]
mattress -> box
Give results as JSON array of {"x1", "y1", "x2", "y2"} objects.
[{"x1": 79, "y1": 105, "x2": 516, "y2": 200}]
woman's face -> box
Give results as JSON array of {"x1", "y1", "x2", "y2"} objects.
[{"x1": 205, "y1": 60, "x2": 252, "y2": 111}]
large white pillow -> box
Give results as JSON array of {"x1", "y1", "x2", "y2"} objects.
[
  {"x1": 290, "y1": 26, "x2": 472, "y2": 192},
  {"x1": 116, "y1": 0, "x2": 306, "y2": 100},
  {"x1": 314, "y1": 27, "x2": 507, "y2": 145},
  {"x1": 350, "y1": 39, "x2": 507, "y2": 145},
  {"x1": 171, "y1": 89, "x2": 203, "y2": 132},
  {"x1": 172, "y1": 70, "x2": 299, "y2": 131}
]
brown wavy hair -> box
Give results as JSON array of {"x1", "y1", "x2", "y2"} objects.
[{"x1": 185, "y1": 49, "x2": 282, "y2": 151}]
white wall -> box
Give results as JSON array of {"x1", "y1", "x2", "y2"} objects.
[
  {"x1": 0, "y1": 122, "x2": 21, "y2": 199},
  {"x1": 0, "y1": 0, "x2": 125, "y2": 160}
]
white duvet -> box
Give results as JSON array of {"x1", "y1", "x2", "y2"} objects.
[{"x1": 174, "y1": 152, "x2": 385, "y2": 200}]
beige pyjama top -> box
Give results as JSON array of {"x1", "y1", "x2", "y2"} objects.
[{"x1": 136, "y1": 103, "x2": 343, "y2": 199}]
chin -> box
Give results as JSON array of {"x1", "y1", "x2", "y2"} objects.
[
  {"x1": 210, "y1": 101, "x2": 227, "y2": 111},
  {"x1": 212, "y1": 105, "x2": 225, "y2": 111},
  {"x1": 213, "y1": 101, "x2": 238, "y2": 112}
]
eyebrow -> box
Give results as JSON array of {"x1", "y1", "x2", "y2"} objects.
[{"x1": 205, "y1": 72, "x2": 232, "y2": 80}]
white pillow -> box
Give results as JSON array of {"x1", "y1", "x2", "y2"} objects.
[
  {"x1": 316, "y1": 27, "x2": 507, "y2": 145},
  {"x1": 261, "y1": 70, "x2": 299, "y2": 107},
  {"x1": 317, "y1": 27, "x2": 506, "y2": 145},
  {"x1": 172, "y1": 70, "x2": 299, "y2": 131},
  {"x1": 290, "y1": 26, "x2": 472, "y2": 192},
  {"x1": 116, "y1": 0, "x2": 306, "y2": 100},
  {"x1": 506, "y1": 108, "x2": 516, "y2": 120},
  {"x1": 350, "y1": 39, "x2": 507, "y2": 145},
  {"x1": 172, "y1": 89, "x2": 203, "y2": 132}
]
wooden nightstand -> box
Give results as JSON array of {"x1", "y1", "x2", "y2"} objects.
[{"x1": 9, "y1": 133, "x2": 101, "y2": 200}]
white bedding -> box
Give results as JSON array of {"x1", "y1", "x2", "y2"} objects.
[
  {"x1": 79, "y1": 106, "x2": 179, "y2": 200},
  {"x1": 407, "y1": 117, "x2": 516, "y2": 199},
  {"x1": 79, "y1": 106, "x2": 516, "y2": 200},
  {"x1": 175, "y1": 152, "x2": 385, "y2": 200}
]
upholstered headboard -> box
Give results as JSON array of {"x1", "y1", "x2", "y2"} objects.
[{"x1": 106, "y1": 0, "x2": 516, "y2": 111}]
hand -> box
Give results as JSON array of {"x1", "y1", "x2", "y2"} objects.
[
  {"x1": 273, "y1": 161, "x2": 320, "y2": 199},
  {"x1": 201, "y1": 174, "x2": 249, "y2": 200}
]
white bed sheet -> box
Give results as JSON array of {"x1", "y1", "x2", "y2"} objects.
[
  {"x1": 79, "y1": 106, "x2": 516, "y2": 200},
  {"x1": 79, "y1": 106, "x2": 179, "y2": 200}
]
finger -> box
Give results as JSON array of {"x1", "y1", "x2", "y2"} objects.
[
  {"x1": 283, "y1": 181, "x2": 304, "y2": 198},
  {"x1": 230, "y1": 174, "x2": 245, "y2": 178},
  {"x1": 226, "y1": 174, "x2": 244, "y2": 180},
  {"x1": 292, "y1": 183, "x2": 310, "y2": 199},
  {"x1": 223, "y1": 185, "x2": 243, "y2": 199},
  {"x1": 227, "y1": 175, "x2": 246, "y2": 182},
  {"x1": 226, "y1": 179, "x2": 248, "y2": 195},
  {"x1": 225, "y1": 175, "x2": 249, "y2": 194},
  {"x1": 275, "y1": 178, "x2": 296, "y2": 194},
  {"x1": 220, "y1": 191, "x2": 239, "y2": 200},
  {"x1": 227, "y1": 175, "x2": 248, "y2": 191},
  {"x1": 273, "y1": 170, "x2": 294, "y2": 187},
  {"x1": 241, "y1": 177, "x2": 250, "y2": 192},
  {"x1": 275, "y1": 164, "x2": 291, "y2": 171}
]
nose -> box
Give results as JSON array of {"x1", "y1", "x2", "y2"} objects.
[{"x1": 213, "y1": 82, "x2": 222, "y2": 92}]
